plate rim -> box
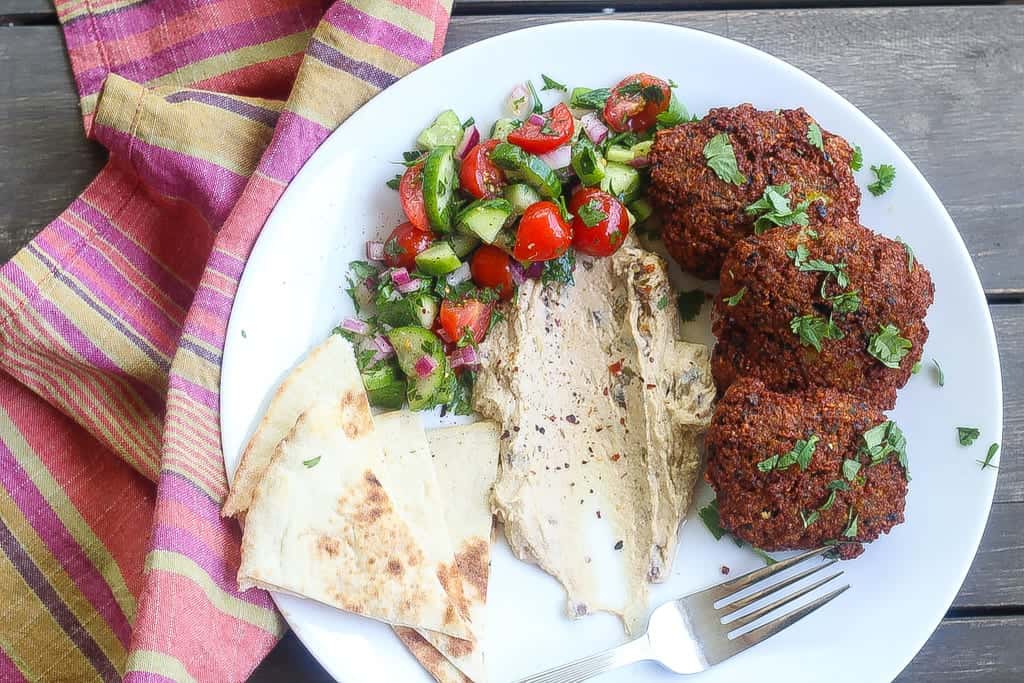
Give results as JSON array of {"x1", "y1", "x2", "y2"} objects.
[{"x1": 219, "y1": 17, "x2": 1003, "y2": 682}]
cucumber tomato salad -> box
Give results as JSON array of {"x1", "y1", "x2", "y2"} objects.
[{"x1": 338, "y1": 73, "x2": 687, "y2": 414}]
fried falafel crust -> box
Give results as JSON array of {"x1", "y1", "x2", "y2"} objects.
[
  {"x1": 649, "y1": 104, "x2": 861, "y2": 279},
  {"x1": 705, "y1": 378, "x2": 908, "y2": 559},
  {"x1": 711, "y1": 221, "x2": 934, "y2": 410}
]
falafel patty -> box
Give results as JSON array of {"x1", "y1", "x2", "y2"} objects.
[
  {"x1": 649, "y1": 104, "x2": 861, "y2": 279},
  {"x1": 712, "y1": 221, "x2": 934, "y2": 410},
  {"x1": 705, "y1": 378, "x2": 909, "y2": 559}
]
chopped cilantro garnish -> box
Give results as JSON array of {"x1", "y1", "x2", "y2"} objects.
[
  {"x1": 806, "y1": 122, "x2": 824, "y2": 152},
  {"x1": 867, "y1": 324, "x2": 912, "y2": 369},
  {"x1": 818, "y1": 491, "x2": 837, "y2": 511},
  {"x1": 861, "y1": 420, "x2": 909, "y2": 474},
  {"x1": 957, "y1": 427, "x2": 980, "y2": 446},
  {"x1": 744, "y1": 184, "x2": 811, "y2": 234},
  {"x1": 826, "y1": 290, "x2": 861, "y2": 314},
  {"x1": 842, "y1": 458, "x2": 862, "y2": 481},
  {"x1": 677, "y1": 290, "x2": 704, "y2": 322},
  {"x1": 911, "y1": 361, "x2": 922, "y2": 374},
  {"x1": 569, "y1": 87, "x2": 611, "y2": 110},
  {"x1": 896, "y1": 236, "x2": 915, "y2": 273},
  {"x1": 850, "y1": 144, "x2": 864, "y2": 171},
  {"x1": 540, "y1": 74, "x2": 567, "y2": 92},
  {"x1": 526, "y1": 80, "x2": 543, "y2": 114},
  {"x1": 554, "y1": 195, "x2": 573, "y2": 222},
  {"x1": 488, "y1": 306, "x2": 505, "y2": 332},
  {"x1": 577, "y1": 199, "x2": 608, "y2": 228},
  {"x1": 383, "y1": 238, "x2": 405, "y2": 258},
  {"x1": 446, "y1": 370, "x2": 476, "y2": 416},
  {"x1": 703, "y1": 133, "x2": 747, "y2": 186},
  {"x1": 800, "y1": 510, "x2": 820, "y2": 528},
  {"x1": 933, "y1": 359, "x2": 944, "y2": 387},
  {"x1": 698, "y1": 499, "x2": 726, "y2": 540},
  {"x1": 827, "y1": 479, "x2": 850, "y2": 491},
  {"x1": 302, "y1": 456, "x2": 321, "y2": 468},
  {"x1": 868, "y1": 163, "x2": 896, "y2": 196},
  {"x1": 462, "y1": 116, "x2": 475, "y2": 129},
  {"x1": 656, "y1": 294, "x2": 670, "y2": 310},
  {"x1": 541, "y1": 250, "x2": 576, "y2": 287},
  {"x1": 724, "y1": 287, "x2": 747, "y2": 307},
  {"x1": 790, "y1": 314, "x2": 844, "y2": 352},
  {"x1": 979, "y1": 442, "x2": 999, "y2": 470},
  {"x1": 843, "y1": 508, "x2": 859, "y2": 538},
  {"x1": 386, "y1": 173, "x2": 402, "y2": 190},
  {"x1": 760, "y1": 435, "x2": 819, "y2": 472},
  {"x1": 655, "y1": 94, "x2": 696, "y2": 128}
]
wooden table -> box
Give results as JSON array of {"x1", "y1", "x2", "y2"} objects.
[{"x1": 2, "y1": 2, "x2": 1022, "y2": 680}]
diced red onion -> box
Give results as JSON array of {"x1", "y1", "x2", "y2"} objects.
[
  {"x1": 396, "y1": 278, "x2": 421, "y2": 294},
  {"x1": 528, "y1": 113, "x2": 545, "y2": 126},
  {"x1": 538, "y1": 144, "x2": 572, "y2": 170},
  {"x1": 390, "y1": 267, "x2": 411, "y2": 286},
  {"x1": 525, "y1": 262, "x2": 544, "y2": 279},
  {"x1": 581, "y1": 112, "x2": 609, "y2": 144},
  {"x1": 365, "y1": 240, "x2": 385, "y2": 261},
  {"x1": 509, "y1": 84, "x2": 530, "y2": 117},
  {"x1": 450, "y1": 345, "x2": 480, "y2": 369},
  {"x1": 372, "y1": 350, "x2": 390, "y2": 362},
  {"x1": 456, "y1": 125, "x2": 480, "y2": 159},
  {"x1": 510, "y1": 261, "x2": 526, "y2": 286},
  {"x1": 628, "y1": 156, "x2": 650, "y2": 168},
  {"x1": 437, "y1": 326, "x2": 453, "y2": 344},
  {"x1": 340, "y1": 317, "x2": 369, "y2": 335},
  {"x1": 414, "y1": 354, "x2": 438, "y2": 378},
  {"x1": 372, "y1": 335, "x2": 393, "y2": 356},
  {"x1": 446, "y1": 262, "x2": 472, "y2": 286}
]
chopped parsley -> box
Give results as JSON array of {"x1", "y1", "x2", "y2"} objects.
[
  {"x1": 570, "y1": 87, "x2": 611, "y2": 110},
  {"x1": 957, "y1": 427, "x2": 980, "y2": 446},
  {"x1": 806, "y1": 122, "x2": 824, "y2": 152},
  {"x1": 868, "y1": 163, "x2": 896, "y2": 196},
  {"x1": 698, "y1": 499, "x2": 726, "y2": 540},
  {"x1": 744, "y1": 184, "x2": 811, "y2": 234},
  {"x1": 554, "y1": 195, "x2": 573, "y2": 222},
  {"x1": 850, "y1": 144, "x2": 863, "y2": 171},
  {"x1": 386, "y1": 173, "x2": 402, "y2": 190},
  {"x1": 842, "y1": 507, "x2": 859, "y2": 538},
  {"x1": 656, "y1": 294, "x2": 670, "y2": 310},
  {"x1": 677, "y1": 290, "x2": 705, "y2": 322},
  {"x1": 703, "y1": 133, "x2": 747, "y2": 186},
  {"x1": 867, "y1": 324, "x2": 912, "y2": 369},
  {"x1": 979, "y1": 442, "x2": 999, "y2": 470},
  {"x1": 540, "y1": 74, "x2": 567, "y2": 92},
  {"x1": 302, "y1": 456, "x2": 321, "y2": 468},
  {"x1": 656, "y1": 94, "x2": 696, "y2": 128},
  {"x1": 861, "y1": 420, "x2": 909, "y2": 473},
  {"x1": 896, "y1": 237, "x2": 915, "y2": 272},
  {"x1": 724, "y1": 287, "x2": 747, "y2": 307},
  {"x1": 911, "y1": 361, "x2": 922, "y2": 374},
  {"x1": 827, "y1": 479, "x2": 850, "y2": 491},
  {"x1": 541, "y1": 249, "x2": 576, "y2": 287},
  {"x1": 826, "y1": 290, "x2": 861, "y2": 314},
  {"x1": 758, "y1": 435, "x2": 819, "y2": 472},
  {"x1": 818, "y1": 490, "x2": 838, "y2": 511},
  {"x1": 932, "y1": 359, "x2": 944, "y2": 387},
  {"x1": 842, "y1": 458, "x2": 862, "y2": 481},
  {"x1": 577, "y1": 200, "x2": 608, "y2": 228},
  {"x1": 383, "y1": 238, "x2": 405, "y2": 258},
  {"x1": 526, "y1": 80, "x2": 543, "y2": 114},
  {"x1": 800, "y1": 510, "x2": 820, "y2": 528},
  {"x1": 446, "y1": 370, "x2": 475, "y2": 416},
  {"x1": 790, "y1": 314, "x2": 844, "y2": 352},
  {"x1": 401, "y1": 150, "x2": 423, "y2": 164},
  {"x1": 617, "y1": 80, "x2": 666, "y2": 104},
  {"x1": 462, "y1": 117, "x2": 475, "y2": 129}
]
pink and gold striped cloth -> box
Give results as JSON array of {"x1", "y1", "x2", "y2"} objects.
[{"x1": 0, "y1": 0, "x2": 452, "y2": 680}]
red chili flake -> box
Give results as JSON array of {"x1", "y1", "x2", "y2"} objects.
[
  {"x1": 721, "y1": 565, "x2": 731, "y2": 575},
  {"x1": 611, "y1": 453, "x2": 621, "y2": 462},
  {"x1": 646, "y1": 383, "x2": 657, "y2": 389},
  {"x1": 565, "y1": 414, "x2": 579, "y2": 424},
  {"x1": 602, "y1": 387, "x2": 609, "y2": 396},
  {"x1": 608, "y1": 360, "x2": 623, "y2": 375}
]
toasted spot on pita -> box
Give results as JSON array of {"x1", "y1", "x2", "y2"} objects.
[
  {"x1": 341, "y1": 390, "x2": 373, "y2": 438},
  {"x1": 455, "y1": 538, "x2": 490, "y2": 600},
  {"x1": 317, "y1": 536, "x2": 340, "y2": 558},
  {"x1": 353, "y1": 471, "x2": 390, "y2": 524},
  {"x1": 387, "y1": 558, "x2": 404, "y2": 576}
]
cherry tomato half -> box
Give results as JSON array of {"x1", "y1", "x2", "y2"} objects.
[
  {"x1": 382, "y1": 222, "x2": 432, "y2": 270},
  {"x1": 569, "y1": 188, "x2": 630, "y2": 257},
  {"x1": 439, "y1": 298, "x2": 495, "y2": 345},
  {"x1": 513, "y1": 201, "x2": 573, "y2": 262},
  {"x1": 460, "y1": 139, "x2": 507, "y2": 199},
  {"x1": 507, "y1": 103, "x2": 574, "y2": 154},
  {"x1": 603, "y1": 73, "x2": 671, "y2": 133},
  {"x1": 399, "y1": 162, "x2": 430, "y2": 232},
  {"x1": 470, "y1": 245, "x2": 515, "y2": 300}
]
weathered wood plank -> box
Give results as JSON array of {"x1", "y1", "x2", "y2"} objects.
[
  {"x1": 991, "y1": 304, "x2": 1022, "y2": 505},
  {"x1": 1, "y1": 7, "x2": 1022, "y2": 290},
  {"x1": 0, "y1": 1, "x2": 54, "y2": 18},
  {"x1": 954, "y1": 501, "x2": 1024, "y2": 609},
  {"x1": 250, "y1": 612, "x2": 1024, "y2": 681}
]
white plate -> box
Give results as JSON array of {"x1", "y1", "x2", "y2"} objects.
[{"x1": 220, "y1": 20, "x2": 1002, "y2": 683}]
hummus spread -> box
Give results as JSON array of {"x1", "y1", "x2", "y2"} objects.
[{"x1": 473, "y1": 237, "x2": 715, "y2": 633}]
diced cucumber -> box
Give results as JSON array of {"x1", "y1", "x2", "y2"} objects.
[
  {"x1": 456, "y1": 199, "x2": 513, "y2": 244},
  {"x1": 490, "y1": 118, "x2": 522, "y2": 141},
  {"x1": 629, "y1": 198, "x2": 654, "y2": 223},
  {"x1": 571, "y1": 138, "x2": 606, "y2": 186},
  {"x1": 388, "y1": 327, "x2": 454, "y2": 411},
  {"x1": 361, "y1": 362, "x2": 407, "y2": 410},
  {"x1": 449, "y1": 232, "x2": 480, "y2": 259},
  {"x1": 504, "y1": 183, "x2": 542, "y2": 215},
  {"x1": 422, "y1": 146, "x2": 458, "y2": 232},
  {"x1": 415, "y1": 242, "x2": 461, "y2": 276},
  {"x1": 631, "y1": 140, "x2": 653, "y2": 158},
  {"x1": 489, "y1": 142, "x2": 561, "y2": 198},
  {"x1": 377, "y1": 293, "x2": 439, "y2": 328},
  {"x1": 491, "y1": 228, "x2": 517, "y2": 255},
  {"x1": 416, "y1": 110, "x2": 463, "y2": 151},
  {"x1": 606, "y1": 146, "x2": 634, "y2": 164},
  {"x1": 600, "y1": 161, "x2": 641, "y2": 203}
]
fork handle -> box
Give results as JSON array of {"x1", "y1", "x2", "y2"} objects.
[{"x1": 514, "y1": 635, "x2": 653, "y2": 683}]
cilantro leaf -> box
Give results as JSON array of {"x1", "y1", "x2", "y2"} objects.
[
  {"x1": 541, "y1": 249, "x2": 575, "y2": 287},
  {"x1": 807, "y1": 122, "x2": 824, "y2": 152},
  {"x1": 933, "y1": 358, "x2": 944, "y2": 387},
  {"x1": 744, "y1": 184, "x2": 811, "y2": 235},
  {"x1": 570, "y1": 87, "x2": 611, "y2": 110},
  {"x1": 676, "y1": 290, "x2": 705, "y2": 322},
  {"x1": 698, "y1": 499, "x2": 726, "y2": 540},
  {"x1": 800, "y1": 510, "x2": 820, "y2": 528},
  {"x1": 724, "y1": 286, "x2": 747, "y2": 307},
  {"x1": 703, "y1": 133, "x2": 747, "y2": 185},
  {"x1": 860, "y1": 420, "x2": 909, "y2": 476},
  {"x1": 827, "y1": 479, "x2": 850, "y2": 491},
  {"x1": 957, "y1": 427, "x2": 980, "y2": 446},
  {"x1": 756, "y1": 454, "x2": 779, "y2": 472},
  {"x1": 540, "y1": 74, "x2": 567, "y2": 92},
  {"x1": 818, "y1": 490, "x2": 837, "y2": 511},
  {"x1": 767, "y1": 435, "x2": 819, "y2": 472},
  {"x1": 386, "y1": 173, "x2": 402, "y2": 190},
  {"x1": 446, "y1": 369, "x2": 476, "y2": 416},
  {"x1": 656, "y1": 94, "x2": 695, "y2": 128},
  {"x1": 896, "y1": 236, "x2": 915, "y2": 273},
  {"x1": 867, "y1": 324, "x2": 912, "y2": 369},
  {"x1": 842, "y1": 458, "x2": 862, "y2": 481},
  {"x1": 302, "y1": 456, "x2": 321, "y2": 468},
  {"x1": 868, "y1": 163, "x2": 896, "y2": 196},
  {"x1": 843, "y1": 508, "x2": 859, "y2": 538},
  {"x1": 577, "y1": 199, "x2": 608, "y2": 228},
  {"x1": 850, "y1": 144, "x2": 864, "y2": 171},
  {"x1": 527, "y1": 80, "x2": 543, "y2": 114},
  {"x1": 790, "y1": 314, "x2": 844, "y2": 352},
  {"x1": 827, "y1": 290, "x2": 861, "y2": 314},
  {"x1": 979, "y1": 442, "x2": 999, "y2": 470}
]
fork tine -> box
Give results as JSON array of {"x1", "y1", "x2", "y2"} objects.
[
  {"x1": 699, "y1": 546, "x2": 828, "y2": 602},
  {"x1": 722, "y1": 570, "x2": 844, "y2": 631},
  {"x1": 718, "y1": 560, "x2": 839, "y2": 615},
  {"x1": 729, "y1": 584, "x2": 850, "y2": 651}
]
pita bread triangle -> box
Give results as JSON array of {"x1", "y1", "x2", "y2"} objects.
[{"x1": 237, "y1": 392, "x2": 473, "y2": 639}]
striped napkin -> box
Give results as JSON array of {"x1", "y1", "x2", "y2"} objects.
[{"x1": 0, "y1": 0, "x2": 452, "y2": 680}]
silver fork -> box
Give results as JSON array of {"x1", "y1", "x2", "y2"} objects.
[{"x1": 516, "y1": 547, "x2": 848, "y2": 682}]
